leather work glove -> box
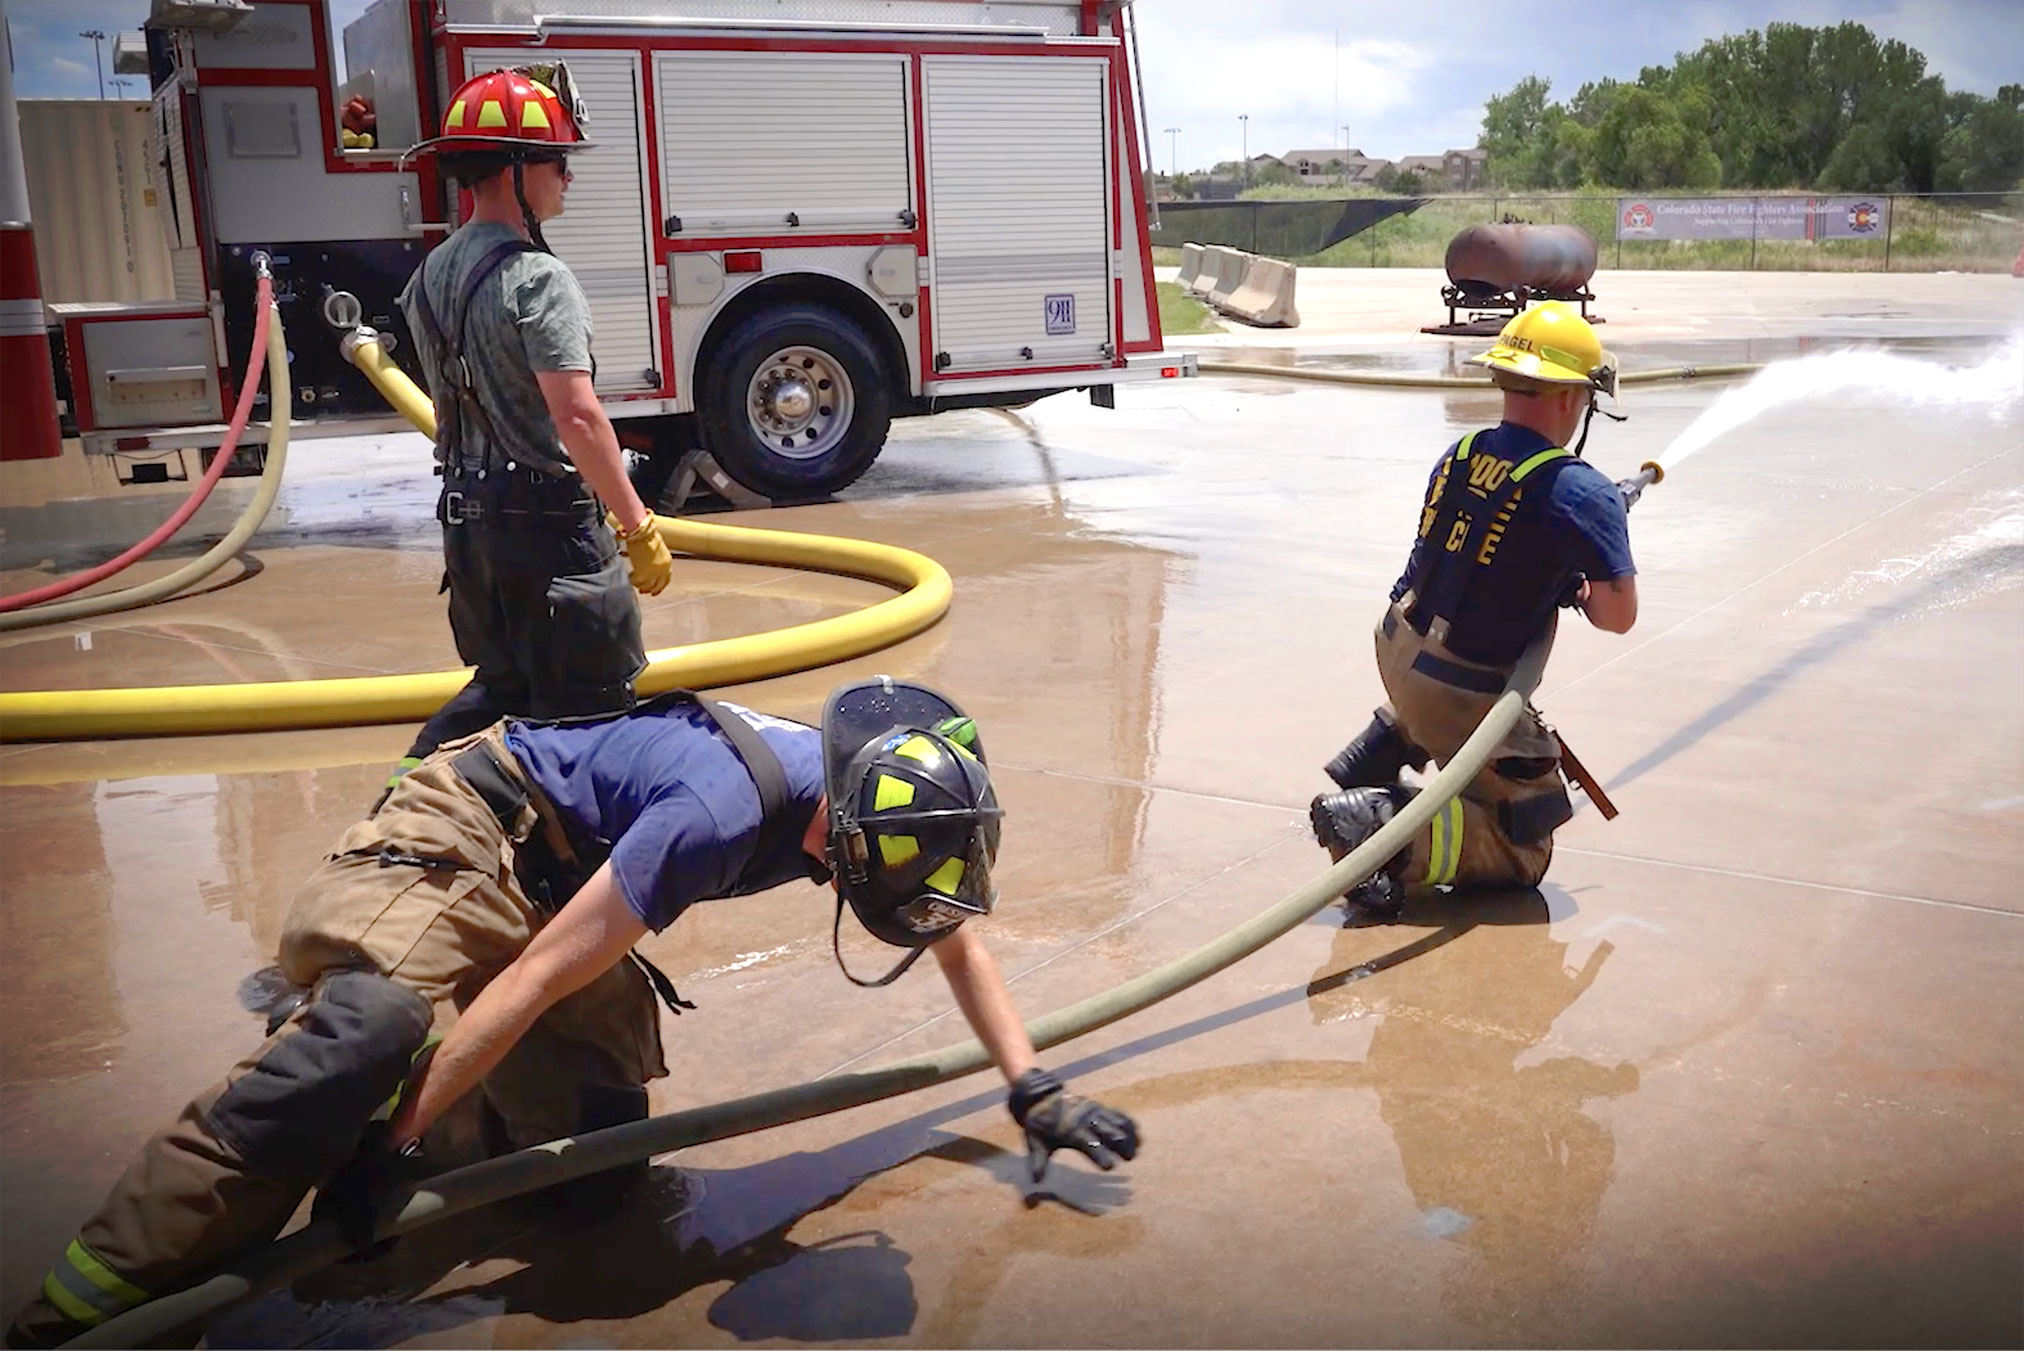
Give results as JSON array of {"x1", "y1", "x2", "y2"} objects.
[
  {"x1": 1007, "y1": 1067, "x2": 1140, "y2": 1183},
  {"x1": 610, "y1": 510, "x2": 674, "y2": 597}
]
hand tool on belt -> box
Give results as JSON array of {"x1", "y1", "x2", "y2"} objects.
[{"x1": 1542, "y1": 721, "x2": 1618, "y2": 820}]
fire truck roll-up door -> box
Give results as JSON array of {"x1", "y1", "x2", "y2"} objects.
[
  {"x1": 924, "y1": 55, "x2": 1113, "y2": 376},
  {"x1": 151, "y1": 87, "x2": 207, "y2": 306},
  {"x1": 463, "y1": 49, "x2": 661, "y2": 395},
  {"x1": 652, "y1": 51, "x2": 913, "y2": 238}
]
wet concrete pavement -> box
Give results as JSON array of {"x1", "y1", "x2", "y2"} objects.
[{"x1": 3, "y1": 315, "x2": 2021, "y2": 1346}]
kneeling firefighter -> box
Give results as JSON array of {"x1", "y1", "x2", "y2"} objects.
[
  {"x1": 8, "y1": 679, "x2": 1138, "y2": 1348},
  {"x1": 1311, "y1": 302, "x2": 1647, "y2": 917},
  {"x1": 381, "y1": 64, "x2": 675, "y2": 801}
]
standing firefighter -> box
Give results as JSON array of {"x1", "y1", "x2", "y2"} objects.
[
  {"x1": 7, "y1": 679, "x2": 1139, "y2": 1348},
  {"x1": 1311, "y1": 302, "x2": 1642, "y2": 916},
  {"x1": 386, "y1": 66, "x2": 675, "y2": 793}
]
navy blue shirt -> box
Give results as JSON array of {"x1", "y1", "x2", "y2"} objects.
[
  {"x1": 1391, "y1": 424, "x2": 1635, "y2": 667},
  {"x1": 505, "y1": 700, "x2": 825, "y2": 932}
]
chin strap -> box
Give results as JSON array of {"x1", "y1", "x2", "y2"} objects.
[
  {"x1": 512, "y1": 160, "x2": 552, "y2": 254},
  {"x1": 832, "y1": 894, "x2": 930, "y2": 988},
  {"x1": 1571, "y1": 393, "x2": 1627, "y2": 457}
]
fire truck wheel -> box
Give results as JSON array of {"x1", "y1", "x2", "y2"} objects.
[{"x1": 700, "y1": 305, "x2": 892, "y2": 499}]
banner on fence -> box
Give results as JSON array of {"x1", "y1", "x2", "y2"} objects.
[{"x1": 1616, "y1": 196, "x2": 1890, "y2": 241}]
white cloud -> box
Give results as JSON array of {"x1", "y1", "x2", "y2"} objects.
[{"x1": 51, "y1": 56, "x2": 90, "y2": 76}]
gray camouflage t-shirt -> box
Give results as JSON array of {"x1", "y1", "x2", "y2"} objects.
[{"x1": 398, "y1": 220, "x2": 594, "y2": 476}]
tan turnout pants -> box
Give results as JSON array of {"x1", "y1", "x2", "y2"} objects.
[
  {"x1": 1374, "y1": 606, "x2": 1569, "y2": 890},
  {"x1": 9, "y1": 727, "x2": 665, "y2": 1347}
]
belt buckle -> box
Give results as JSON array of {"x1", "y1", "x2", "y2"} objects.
[{"x1": 443, "y1": 490, "x2": 467, "y2": 525}]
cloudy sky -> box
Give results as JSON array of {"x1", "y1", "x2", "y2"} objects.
[{"x1": 6, "y1": 0, "x2": 2020, "y2": 168}]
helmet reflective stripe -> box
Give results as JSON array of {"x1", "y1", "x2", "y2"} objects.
[
  {"x1": 873, "y1": 773, "x2": 914, "y2": 810},
  {"x1": 475, "y1": 99, "x2": 509, "y2": 129},
  {"x1": 446, "y1": 98, "x2": 467, "y2": 128},
  {"x1": 934, "y1": 715, "x2": 979, "y2": 753},
  {"x1": 893, "y1": 735, "x2": 939, "y2": 763},
  {"x1": 520, "y1": 99, "x2": 551, "y2": 131},
  {"x1": 42, "y1": 1238, "x2": 149, "y2": 1327},
  {"x1": 879, "y1": 834, "x2": 920, "y2": 867},
  {"x1": 925, "y1": 856, "x2": 965, "y2": 894}
]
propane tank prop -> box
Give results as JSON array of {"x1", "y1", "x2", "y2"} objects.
[{"x1": 1424, "y1": 222, "x2": 1603, "y2": 336}]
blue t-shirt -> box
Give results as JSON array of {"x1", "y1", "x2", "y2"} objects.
[
  {"x1": 1390, "y1": 424, "x2": 1635, "y2": 666},
  {"x1": 504, "y1": 700, "x2": 826, "y2": 932}
]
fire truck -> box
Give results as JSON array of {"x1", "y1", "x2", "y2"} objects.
[{"x1": 56, "y1": 0, "x2": 1187, "y2": 505}]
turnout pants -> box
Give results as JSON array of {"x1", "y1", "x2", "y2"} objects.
[
  {"x1": 405, "y1": 485, "x2": 647, "y2": 763},
  {"x1": 9, "y1": 728, "x2": 665, "y2": 1348},
  {"x1": 1373, "y1": 606, "x2": 1572, "y2": 890}
]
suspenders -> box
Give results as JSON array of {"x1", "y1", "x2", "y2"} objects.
[
  {"x1": 1401, "y1": 430, "x2": 1574, "y2": 641},
  {"x1": 409, "y1": 238, "x2": 576, "y2": 480}
]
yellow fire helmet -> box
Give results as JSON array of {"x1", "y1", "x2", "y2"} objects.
[{"x1": 1469, "y1": 301, "x2": 1619, "y2": 398}]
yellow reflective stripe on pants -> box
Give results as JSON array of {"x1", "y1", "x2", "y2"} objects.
[
  {"x1": 41, "y1": 1238, "x2": 150, "y2": 1327},
  {"x1": 1426, "y1": 798, "x2": 1463, "y2": 885}
]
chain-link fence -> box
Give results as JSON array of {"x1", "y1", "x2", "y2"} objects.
[{"x1": 1186, "y1": 192, "x2": 2021, "y2": 273}]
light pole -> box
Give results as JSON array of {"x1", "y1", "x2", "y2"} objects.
[
  {"x1": 78, "y1": 29, "x2": 107, "y2": 100},
  {"x1": 1238, "y1": 113, "x2": 1249, "y2": 186},
  {"x1": 1342, "y1": 125, "x2": 1354, "y2": 188},
  {"x1": 1163, "y1": 126, "x2": 1180, "y2": 180}
]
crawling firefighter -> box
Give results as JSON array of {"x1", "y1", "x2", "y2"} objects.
[
  {"x1": 8, "y1": 680, "x2": 1137, "y2": 1348},
  {"x1": 1312, "y1": 302, "x2": 1645, "y2": 916}
]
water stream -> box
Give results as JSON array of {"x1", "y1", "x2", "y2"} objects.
[{"x1": 1657, "y1": 333, "x2": 2024, "y2": 472}]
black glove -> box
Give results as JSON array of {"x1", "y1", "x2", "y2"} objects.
[
  {"x1": 1007, "y1": 1067, "x2": 1140, "y2": 1183},
  {"x1": 1556, "y1": 573, "x2": 1588, "y2": 609},
  {"x1": 313, "y1": 1122, "x2": 426, "y2": 1260}
]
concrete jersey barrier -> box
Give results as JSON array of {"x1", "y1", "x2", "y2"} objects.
[
  {"x1": 1188, "y1": 244, "x2": 1231, "y2": 298},
  {"x1": 1220, "y1": 255, "x2": 1300, "y2": 328},
  {"x1": 1205, "y1": 247, "x2": 1249, "y2": 307},
  {"x1": 1173, "y1": 241, "x2": 1300, "y2": 328}
]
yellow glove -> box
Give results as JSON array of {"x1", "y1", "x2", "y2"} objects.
[{"x1": 610, "y1": 511, "x2": 673, "y2": 597}]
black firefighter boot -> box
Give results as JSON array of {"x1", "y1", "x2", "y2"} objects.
[
  {"x1": 1322, "y1": 715, "x2": 1428, "y2": 790},
  {"x1": 1309, "y1": 785, "x2": 1414, "y2": 921}
]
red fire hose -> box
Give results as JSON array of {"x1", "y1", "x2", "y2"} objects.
[{"x1": 0, "y1": 274, "x2": 275, "y2": 613}]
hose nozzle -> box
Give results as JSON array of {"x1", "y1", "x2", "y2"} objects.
[{"x1": 1617, "y1": 461, "x2": 1664, "y2": 511}]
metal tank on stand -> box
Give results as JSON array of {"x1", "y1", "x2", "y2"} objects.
[{"x1": 1422, "y1": 222, "x2": 1603, "y2": 336}]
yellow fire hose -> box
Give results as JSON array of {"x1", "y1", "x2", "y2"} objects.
[{"x1": 0, "y1": 332, "x2": 952, "y2": 742}]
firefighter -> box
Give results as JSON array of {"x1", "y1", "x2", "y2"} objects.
[
  {"x1": 384, "y1": 66, "x2": 676, "y2": 798},
  {"x1": 7, "y1": 679, "x2": 1139, "y2": 1349},
  {"x1": 1310, "y1": 302, "x2": 1640, "y2": 917}
]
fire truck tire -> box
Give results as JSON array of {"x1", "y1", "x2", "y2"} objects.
[{"x1": 699, "y1": 305, "x2": 892, "y2": 500}]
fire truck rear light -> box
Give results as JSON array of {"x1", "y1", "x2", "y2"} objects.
[
  {"x1": 1160, "y1": 366, "x2": 1179, "y2": 378},
  {"x1": 724, "y1": 250, "x2": 763, "y2": 273},
  {"x1": 115, "y1": 436, "x2": 150, "y2": 450}
]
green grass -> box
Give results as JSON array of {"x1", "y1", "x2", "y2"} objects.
[{"x1": 1156, "y1": 280, "x2": 1222, "y2": 335}]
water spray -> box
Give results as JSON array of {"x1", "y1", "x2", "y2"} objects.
[{"x1": 1656, "y1": 334, "x2": 2023, "y2": 474}]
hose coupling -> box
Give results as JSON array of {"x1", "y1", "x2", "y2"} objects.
[
  {"x1": 251, "y1": 250, "x2": 273, "y2": 281},
  {"x1": 338, "y1": 325, "x2": 382, "y2": 362}
]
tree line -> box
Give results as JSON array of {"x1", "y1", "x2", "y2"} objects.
[{"x1": 1480, "y1": 22, "x2": 2024, "y2": 194}]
